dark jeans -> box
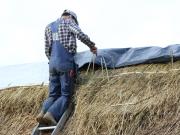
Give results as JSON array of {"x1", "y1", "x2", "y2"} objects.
[{"x1": 42, "y1": 70, "x2": 74, "y2": 122}]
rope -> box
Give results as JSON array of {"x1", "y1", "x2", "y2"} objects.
[
  {"x1": 100, "y1": 56, "x2": 110, "y2": 81},
  {"x1": 97, "y1": 68, "x2": 180, "y2": 79},
  {"x1": 86, "y1": 54, "x2": 96, "y2": 75},
  {"x1": 101, "y1": 57, "x2": 104, "y2": 79},
  {"x1": 92, "y1": 54, "x2": 96, "y2": 74}
]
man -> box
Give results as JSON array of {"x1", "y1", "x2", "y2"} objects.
[{"x1": 36, "y1": 10, "x2": 97, "y2": 125}]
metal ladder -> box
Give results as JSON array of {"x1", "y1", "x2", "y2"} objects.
[{"x1": 31, "y1": 103, "x2": 73, "y2": 135}]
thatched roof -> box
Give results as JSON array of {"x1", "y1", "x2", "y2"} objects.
[{"x1": 0, "y1": 61, "x2": 180, "y2": 135}]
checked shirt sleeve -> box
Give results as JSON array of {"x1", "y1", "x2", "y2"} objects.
[
  {"x1": 44, "y1": 26, "x2": 52, "y2": 60},
  {"x1": 68, "y1": 20, "x2": 95, "y2": 48}
]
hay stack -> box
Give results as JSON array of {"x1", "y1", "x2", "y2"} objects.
[{"x1": 0, "y1": 61, "x2": 180, "y2": 135}]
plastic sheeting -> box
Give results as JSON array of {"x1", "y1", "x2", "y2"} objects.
[{"x1": 75, "y1": 44, "x2": 180, "y2": 68}]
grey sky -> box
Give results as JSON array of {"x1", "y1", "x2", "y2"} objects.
[{"x1": 0, "y1": 0, "x2": 180, "y2": 66}]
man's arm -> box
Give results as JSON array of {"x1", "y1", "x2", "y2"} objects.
[
  {"x1": 68, "y1": 20, "x2": 97, "y2": 53},
  {"x1": 44, "y1": 26, "x2": 52, "y2": 60}
]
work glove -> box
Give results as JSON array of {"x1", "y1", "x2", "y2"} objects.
[{"x1": 90, "y1": 46, "x2": 97, "y2": 55}]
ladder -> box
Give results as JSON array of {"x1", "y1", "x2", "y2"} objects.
[{"x1": 31, "y1": 103, "x2": 73, "y2": 135}]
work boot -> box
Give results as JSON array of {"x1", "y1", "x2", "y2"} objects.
[
  {"x1": 43, "y1": 112, "x2": 57, "y2": 126},
  {"x1": 36, "y1": 111, "x2": 45, "y2": 123}
]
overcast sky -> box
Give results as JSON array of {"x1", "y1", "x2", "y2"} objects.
[{"x1": 0, "y1": 0, "x2": 180, "y2": 67}]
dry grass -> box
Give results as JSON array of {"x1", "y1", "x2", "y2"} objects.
[
  {"x1": 0, "y1": 61, "x2": 180, "y2": 135},
  {"x1": 63, "y1": 61, "x2": 180, "y2": 135},
  {"x1": 0, "y1": 86, "x2": 48, "y2": 135}
]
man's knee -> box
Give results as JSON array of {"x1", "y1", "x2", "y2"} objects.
[{"x1": 61, "y1": 95, "x2": 70, "y2": 102}]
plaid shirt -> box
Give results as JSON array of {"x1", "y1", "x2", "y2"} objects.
[{"x1": 45, "y1": 18, "x2": 95, "y2": 59}]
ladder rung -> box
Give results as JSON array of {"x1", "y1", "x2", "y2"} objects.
[{"x1": 38, "y1": 126, "x2": 56, "y2": 130}]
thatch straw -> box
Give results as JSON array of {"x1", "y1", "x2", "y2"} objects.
[
  {"x1": 0, "y1": 61, "x2": 180, "y2": 135},
  {"x1": 63, "y1": 61, "x2": 180, "y2": 135},
  {"x1": 0, "y1": 86, "x2": 48, "y2": 135}
]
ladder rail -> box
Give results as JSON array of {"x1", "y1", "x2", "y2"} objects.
[{"x1": 51, "y1": 102, "x2": 73, "y2": 135}]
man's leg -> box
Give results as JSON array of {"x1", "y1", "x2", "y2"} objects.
[
  {"x1": 37, "y1": 72, "x2": 61, "y2": 123},
  {"x1": 42, "y1": 73, "x2": 61, "y2": 113},
  {"x1": 47, "y1": 71, "x2": 74, "y2": 122}
]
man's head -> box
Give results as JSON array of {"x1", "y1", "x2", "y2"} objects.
[{"x1": 61, "y1": 10, "x2": 79, "y2": 25}]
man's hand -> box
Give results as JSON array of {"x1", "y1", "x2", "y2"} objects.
[{"x1": 90, "y1": 46, "x2": 97, "y2": 55}]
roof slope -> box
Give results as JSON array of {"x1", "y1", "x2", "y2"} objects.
[{"x1": 0, "y1": 61, "x2": 180, "y2": 135}]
